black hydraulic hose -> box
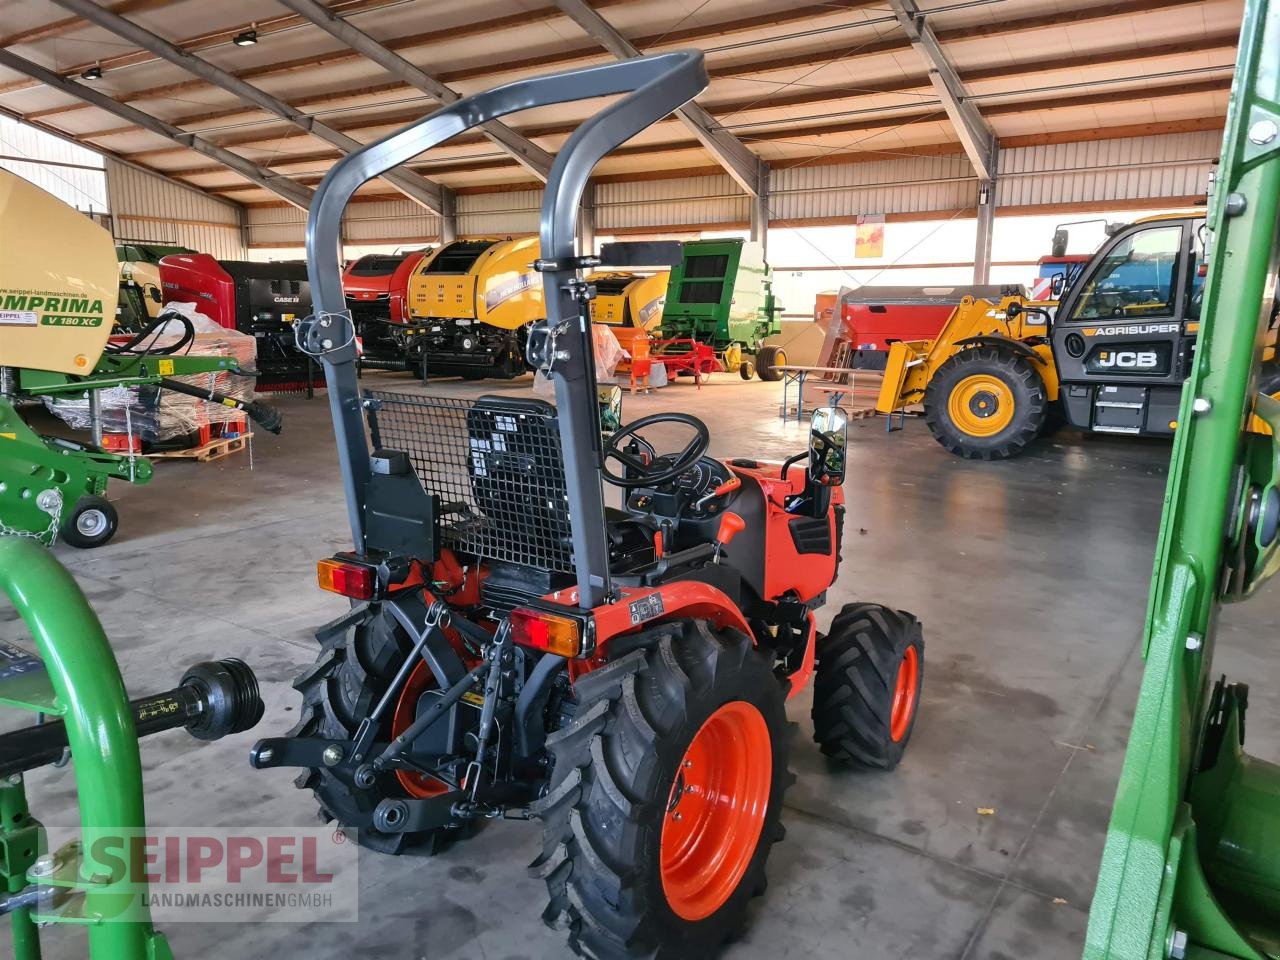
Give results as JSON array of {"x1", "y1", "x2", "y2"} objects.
[
  {"x1": 158, "y1": 377, "x2": 284, "y2": 434},
  {"x1": 0, "y1": 659, "x2": 262, "y2": 778},
  {"x1": 105, "y1": 312, "x2": 195, "y2": 356}
]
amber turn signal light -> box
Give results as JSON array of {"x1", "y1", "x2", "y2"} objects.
[
  {"x1": 510, "y1": 608, "x2": 583, "y2": 657},
  {"x1": 317, "y1": 558, "x2": 376, "y2": 600}
]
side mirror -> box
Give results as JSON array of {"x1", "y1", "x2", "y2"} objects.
[
  {"x1": 809, "y1": 406, "x2": 848, "y2": 486},
  {"x1": 597, "y1": 384, "x2": 622, "y2": 436},
  {"x1": 1050, "y1": 273, "x2": 1066, "y2": 298}
]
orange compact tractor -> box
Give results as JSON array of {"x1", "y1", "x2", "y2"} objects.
[{"x1": 252, "y1": 52, "x2": 924, "y2": 958}]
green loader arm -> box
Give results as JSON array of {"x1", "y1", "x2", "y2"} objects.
[
  {"x1": 19, "y1": 352, "x2": 249, "y2": 397},
  {"x1": 1085, "y1": 3, "x2": 1280, "y2": 959}
]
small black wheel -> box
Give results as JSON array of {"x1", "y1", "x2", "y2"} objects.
[
  {"x1": 924, "y1": 346, "x2": 1047, "y2": 460},
  {"x1": 60, "y1": 495, "x2": 118, "y2": 548},
  {"x1": 812, "y1": 602, "x2": 924, "y2": 770},
  {"x1": 756, "y1": 344, "x2": 786, "y2": 381},
  {"x1": 533, "y1": 620, "x2": 793, "y2": 958},
  {"x1": 739, "y1": 358, "x2": 756, "y2": 380},
  {"x1": 290, "y1": 609, "x2": 462, "y2": 855}
]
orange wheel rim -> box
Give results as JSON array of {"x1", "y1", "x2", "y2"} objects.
[
  {"x1": 890, "y1": 646, "x2": 920, "y2": 742},
  {"x1": 391, "y1": 660, "x2": 449, "y2": 799},
  {"x1": 660, "y1": 701, "x2": 772, "y2": 921}
]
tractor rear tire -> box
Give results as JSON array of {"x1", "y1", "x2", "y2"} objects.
[
  {"x1": 756, "y1": 344, "x2": 786, "y2": 381},
  {"x1": 811, "y1": 603, "x2": 924, "y2": 770},
  {"x1": 532, "y1": 620, "x2": 793, "y2": 958},
  {"x1": 60, "y1": 495, "x2": 118, "y2": 548},
  {"x1": 925, "y1": 346, "x2": 1047, "y2": 460},
  {"x1": 290, "y1": 609, "x2": 457, "y2": 855}
]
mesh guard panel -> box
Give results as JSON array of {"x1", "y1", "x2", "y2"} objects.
[{"x1": 364, "y1": 390, "x2": 574, "y2": 574}]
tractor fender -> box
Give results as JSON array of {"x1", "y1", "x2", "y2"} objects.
[{"x1": 954, "y1": 334, "x2": 1046, "y2": 364}]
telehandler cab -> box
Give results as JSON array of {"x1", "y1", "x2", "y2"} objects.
[
  {"x1": 876, "y1": 211, "x2": 1212, "y2": 459},
  {"x1": 252, "y1": 51, "x2": 924, "y2": 958}
]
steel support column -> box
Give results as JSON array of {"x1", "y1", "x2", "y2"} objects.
[
  {"x1": 974, "y1": 179, "x2": 995, "y2": 284},
  {"x1": 750, "y1": 168, "x2": 770, "y2": 258}
]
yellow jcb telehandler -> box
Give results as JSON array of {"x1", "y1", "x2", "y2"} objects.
[{"x1": 876, "y1": 213, "x2": 1217, "y2": 459}]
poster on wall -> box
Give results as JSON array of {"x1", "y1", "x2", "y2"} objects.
[{"x1": 855, "y1": 214, "x2": 885, "y2": 258}]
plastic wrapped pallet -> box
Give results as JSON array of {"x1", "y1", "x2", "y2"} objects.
[
  {"x1": 45, "y1": 304, "x2": 258, "y2": 448},
  {"x1": 533, "y1": 323, "x2": 629, "y2": 399}
]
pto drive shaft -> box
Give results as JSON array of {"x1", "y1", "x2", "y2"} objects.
[{"x1": 0, "y1": 659, "x2": 264, "y2": 779}]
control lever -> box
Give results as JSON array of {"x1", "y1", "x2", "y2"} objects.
[
  {"x1": 694, "y1": 475, "x2": 742, "y2": 512},
  {"x1": 713, "y1": 512, "x2": 746, "y2": 562}
]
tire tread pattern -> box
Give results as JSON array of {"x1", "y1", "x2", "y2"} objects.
[
  {"x1": 811, "y1": 602, "x2": 924, "y2": 770},
  {"x1": 532, "y1": 621, "x2": 793, "y2": 958}
]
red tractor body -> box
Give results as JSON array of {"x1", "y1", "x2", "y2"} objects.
[{"x1": 254, "y1": 50, "x2": 923, "y2": 960}]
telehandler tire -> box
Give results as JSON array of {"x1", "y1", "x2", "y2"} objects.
[
  {"x1": 812, "y1": 603, "x2": 924, "y2": 770},
  {"x1": 532, "y1": 620, "x2": 793, "y2": 958},
  {"x1": 291, "y1": 610, "x2": 459, "y2": 855},
  {"x1": 925, "y1": 346, "x2": 1047, "y2": 460}
]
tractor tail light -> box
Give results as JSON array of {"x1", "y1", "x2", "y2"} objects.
[
  {"x1": 510, "y1": 608, "x2": 583, "y2": 657},
  {"x1": 317, "y1": 558, "x2": 376, "y2": 600}
]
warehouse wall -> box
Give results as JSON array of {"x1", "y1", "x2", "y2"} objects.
[
  {"x1": 0, "y1": 115, "x2": 108, "y2": 212},
  {"x1": 242, "y1": 128, "x2": 1216, "y2": 263},
  {"x1": 996, "y1": 130, "x2": 1220, "y2": 210},
  {"x1": 597, "y1": 175, "x2": 748, "y2": 231},
  {"x1": 106, "y1": 159, "x2": 245, "y2": 259}
]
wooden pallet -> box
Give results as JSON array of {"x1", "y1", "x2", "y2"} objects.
[{"x1": 147, "y1": 432, "x2": 253, "y2": 463}]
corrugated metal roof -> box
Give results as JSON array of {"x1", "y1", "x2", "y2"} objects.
[{"x1": 0, "y1": 0, "x2": 1242, "y2": 212}]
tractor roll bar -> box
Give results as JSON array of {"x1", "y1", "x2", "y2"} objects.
[{"x1": 303, "y1": 51, "x2": 708, "y2": 608}]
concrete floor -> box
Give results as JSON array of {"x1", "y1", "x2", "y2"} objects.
[{"x1": 5, "y1": 371, "x2": 1279, "y2": 960}]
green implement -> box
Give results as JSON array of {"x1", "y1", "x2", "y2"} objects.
[
  {"x1": 656, "y1": 238, "x2": 782, "y2": 379},
  {"x1": 0, "y1": 536, "x2": 264, "y2": 959},
  {"x1": 0, "y1": 536, "x2": 169, "y2": 960},
  {"x1": 1, "y1": 349, "x2": 280, "y2": 547},
  {"x1": 1085, "y1": 2, "x2": 1280, "y2": 958}
]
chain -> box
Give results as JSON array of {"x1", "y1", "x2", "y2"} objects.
[{"x1": 0, "y1": 488, "x2": 62, "y2": 546}]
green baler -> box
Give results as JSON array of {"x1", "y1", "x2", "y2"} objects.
[
  {"x1": 655, "y1": 238, "x2": 786, "y2": 380},
  {"x1": 1085, "y1": 2, "x2": 1280, "y2": 957}
]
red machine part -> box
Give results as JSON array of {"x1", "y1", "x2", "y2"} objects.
[
  {"x1": 535, "y1": 458, "x2": 841, "y2": 701},
  {"x1": 724, "y1": 459, "x2": 843, "y2": 603},
  {"x1": 158, "y1": 253, "x2": 235, "y2": 328},
  {"x1": 341, "y1": 250, "x2": 426, "y2": 325}
]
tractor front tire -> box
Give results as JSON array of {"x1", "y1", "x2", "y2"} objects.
[
  {"x1": 924, "y1": 346, "x2": 1047, "y2": 460},
  {"x1": 290, "y1": 610, "x2": 457, "y2": 855},
  {"x1": 533, "y1": 620, "x2": 793, "y2": 958},
  {"x1": 812, "y1": 603, "x2": 924, "y2": 770},
  {"x1": 60, "y1": 495, "x2": 118, "y2": 548},
  {"x1": 756, "y1": 344, "x2": 786, "y2": 381}
]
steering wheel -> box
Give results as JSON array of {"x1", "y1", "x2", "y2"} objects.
[{"x1": 602, "y1": 412, "x2": 711, "y2": 488}]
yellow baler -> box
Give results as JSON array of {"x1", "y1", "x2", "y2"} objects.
[
  {"x1": 586, "y1": 271, "x2": 668, "y2": 361},
  {"x1": 403, "y1": 236, "x2": 542, "y2": 379}
]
